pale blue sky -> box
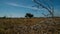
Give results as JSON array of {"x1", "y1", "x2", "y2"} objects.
[{"x1": 0, "y1": 0, "x2": 60, "y2": 17}]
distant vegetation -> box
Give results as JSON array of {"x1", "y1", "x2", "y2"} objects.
[
  {"x1": 0, "y1": 16, "x2": 7, "y2": 19},
  {"x1": 25, "y1": 13, "x2": 34, "y2": 18}
]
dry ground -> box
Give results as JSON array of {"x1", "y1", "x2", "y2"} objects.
[{"x1": 0, "y1": 17, "x2": 60, "y2": 34}]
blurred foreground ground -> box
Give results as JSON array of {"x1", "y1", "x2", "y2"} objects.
[{"x1": 0, "y1": 17, "x2": 60, "y2": 34}]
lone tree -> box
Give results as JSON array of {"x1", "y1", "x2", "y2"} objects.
[{"x1": 25, "y1": 13, "x2": 34, "y2": 18}]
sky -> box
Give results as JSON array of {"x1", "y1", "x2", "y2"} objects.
[{"x1": 0, "y1": 0, "x2": 60, "y2": 17}]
